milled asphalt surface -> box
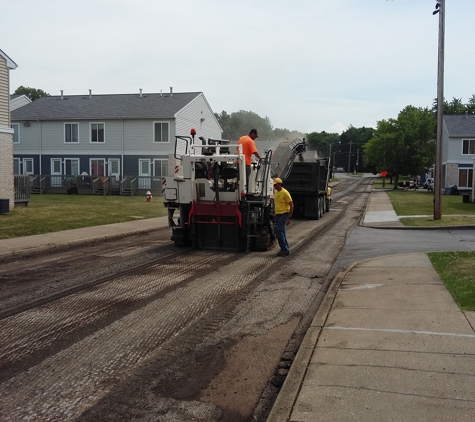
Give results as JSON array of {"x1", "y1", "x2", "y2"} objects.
[{"x1": 2, "y1": 190, "x2": 475, "y2": 421}]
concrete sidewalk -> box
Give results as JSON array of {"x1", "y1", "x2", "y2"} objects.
[
  {"x1": 268, "y1": 190, "x2": 475, "y2": 421},
  {"x1": 269, "y1": 253, "x2": 475, "y2": 421},
  {"x1": 362, "y1": 190, "x2": 404, "y2": 227}
]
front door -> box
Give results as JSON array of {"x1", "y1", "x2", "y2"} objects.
[
  {"x1": 108, "y1": 159, "x2": 120, "y2": 187},
  {"x1": 90, "y1": 159, "x2": 105, "y2": 177},
  {"x1": 139, "y1": 159, "x2": 151, "y2": 189},
  {"x1": 51, "y1": 158, "x2": 62, "y2": 187}
]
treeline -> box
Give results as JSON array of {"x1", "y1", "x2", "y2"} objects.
[{"x1": 214, "y1": 109, "x2": 375, "y2": 172}]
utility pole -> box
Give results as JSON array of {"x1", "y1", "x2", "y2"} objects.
[
  {"x1": 356, "y1": 147, "x2": 359, "y2": 173},
  {"x1": 433, "y1": 0, "x2": 444, "y2": 220},
  {"x1": 347, "y1": 140, "x2": 352, "y2": 174}
]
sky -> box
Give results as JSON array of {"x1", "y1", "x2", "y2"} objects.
[{"x1": 3, "y1": 0, "x2": 475, "y2": 135}]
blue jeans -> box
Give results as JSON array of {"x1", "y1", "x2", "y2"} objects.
[{"x1": 275, "y1": 213, "x2": 289, "y2": 252}]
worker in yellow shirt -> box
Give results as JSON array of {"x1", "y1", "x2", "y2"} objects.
[
  {"x1": 326, "y1": 185, "x2": 332, "y2": 212},
  {"x1": 273, "y1": 177, "x2": 294, "y2": 257}
]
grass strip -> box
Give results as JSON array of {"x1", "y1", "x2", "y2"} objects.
[
  {"x1": 428, "y1": 251, "x2": 475, "y2": 312},
  {"x1": 0, "y1": 194, "x2": 167, "y2": 239}
]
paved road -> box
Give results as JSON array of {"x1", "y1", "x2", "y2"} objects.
[{"x1": 334, "y1": 226, "x2": 475, "y2": 271}]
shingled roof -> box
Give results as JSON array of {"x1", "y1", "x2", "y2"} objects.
[
  {"x1": 11, "y1": 91, "x2": 202, "y2": 121},
  {"x1": 444, "y1": 114, "x2": 475, "y2": 137}
]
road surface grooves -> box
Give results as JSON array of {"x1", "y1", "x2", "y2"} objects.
[{"x1": 0, "y1": 178, "x2": 373, "y2": 422}]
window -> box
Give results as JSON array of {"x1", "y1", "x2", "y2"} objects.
[
  {"x1": 13, "y1": 158, "x2": 20, "y2": 174},
  {"x1": 462, "y1": 139, "x2": 475, "y2": 155},
  {"x1": 154, "y1": 122, "x2": 169, "y2": 143},
  {"x1": 458, "y1": 168, "x2": 473, "y2": 188},
  {"x1": 11, "y1": 124, "x2": 19, "y2": 144},
  {"x1": 64, "y1": 158, "x2": 79, "y2": 175},
  {"x1": 90, "y1": 123, "x2": 105, "y2": 143},
  {"x1": 153, "y1": 159, "x2": 168, "y2": 178},
  {"x1": 65, "y1": 123, "x2": 79, "y2": 143},
  {"x1": 23, "y1": 158, "x2": 34, "y2": 175}
]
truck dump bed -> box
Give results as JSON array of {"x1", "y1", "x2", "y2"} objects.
[{"x1": 283, "y1": 156, "x2": 329, "y2": 219}]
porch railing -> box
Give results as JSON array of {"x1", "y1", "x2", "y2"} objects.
[
  {"x1": 15, "y1": 174, "x2": 163, "y2": 196},
  {"x1": 14, "y1": 175, "x2": 31, "y2": 205}
]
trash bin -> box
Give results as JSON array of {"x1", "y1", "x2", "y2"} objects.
[
  {"x1": 463, "y1": 194, "x2": 470, "y2": 204},
  {"x1": 444, "y1": 185, "x2": 458, "y2": 195},
  {"x1": 0, "y1": 198, "x2": 9, "y2": 215}
]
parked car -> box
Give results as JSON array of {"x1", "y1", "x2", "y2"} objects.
[
  {"x1": 334, "y1": 167, "x2": 345, "y2": 173},
  {"x1": 424, "y1": 178, "x2": 434, "y2": 191}
]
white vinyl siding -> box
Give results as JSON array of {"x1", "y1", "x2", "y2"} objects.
[
  {"x1": 65, "y1": 123, "x2": 79, "y2": 143},
  {"x1": 153, "y1": 122, "x2": 170, "y2": 143},
  {"x1": 175, "y1": 93, "x2": 221, "y2": 140}
]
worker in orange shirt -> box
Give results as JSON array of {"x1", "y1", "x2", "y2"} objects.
[{"x1": 238, "y1": 129, "x2": 262, "y2": 185}]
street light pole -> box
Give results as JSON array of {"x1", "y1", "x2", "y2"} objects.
[{"x1": 433, "y1": 0, "x2": 444, "y2": 220}]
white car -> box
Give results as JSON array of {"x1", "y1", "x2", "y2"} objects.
[{"x1": 424, "y1": 178, "x2": 434, "y2": 190}]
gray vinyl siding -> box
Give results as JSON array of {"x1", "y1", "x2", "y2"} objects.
[
  {"x1": 123, "y1": 119, "x2": 176, "y2": 155},
  {"x1": 175, "y1": 93, "x2": 221, "y2": 140},
  {"x1": 13, "y1": 119, "x2": 178, "y2": 155},
  {"x1": 0, "y1": 56, "x2": 9, "y2": 127}
]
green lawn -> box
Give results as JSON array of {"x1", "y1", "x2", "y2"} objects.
[
  {"x1": 429, "y1": 252, "x2": 475, "y2": 312},
  {"x1": 0, "y1": 194, "x2": 167, "y2": 239},
  {"x1": 384, "y1": 190, "x2": 475, "y2": 227}
]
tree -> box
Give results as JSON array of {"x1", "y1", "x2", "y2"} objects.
[
  {"x1": 214, "y1": 110, "x2": 274, "y2": 140},
  {"x1": 364, "y1": 106, "x2": 435, "y2": 189},
  {"x1": 306, "y1": 131, "x2": 339, "y2": 156},
  {"x1": 431, "y1": 95, "x2": 475, "y2": 115},
  {"x1": 14, "y1": 86, "x2": 50, "y2": 101}
]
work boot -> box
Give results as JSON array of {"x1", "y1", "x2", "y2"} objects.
[{"x1": 277, "y1": 250, "x2": 290, "y2": 257}]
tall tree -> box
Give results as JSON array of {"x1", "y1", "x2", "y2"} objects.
[
  {"x1": 14, "y1": 86, "x2": 50, "y2": 101},
  {"x1": 364, "y1": 106, "x2": 435, "y2": 188},
  {"x1": 306, "y1": 131, "x2": 339, "y2": 156},
  {"x1": 214, "y1": 110, "x2": 274, "y2": 141}
]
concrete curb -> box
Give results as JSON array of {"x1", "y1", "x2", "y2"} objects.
[
  {"x1": 266, "y1": 260, "x2": 360, "y2": 422},
  {"x1": 361, "y1": 223, "x2": 475, "y2": 230}
]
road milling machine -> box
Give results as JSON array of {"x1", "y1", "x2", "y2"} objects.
[{"x1": 162, "y1": 129, "x2": 329, "y2": 252}]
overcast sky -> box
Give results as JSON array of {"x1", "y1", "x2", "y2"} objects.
[{"x1": 3, "y1": 0, "x2": 474, "y2": 134}]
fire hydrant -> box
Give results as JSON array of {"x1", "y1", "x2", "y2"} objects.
[{"x1": 146, "y1": 191, "x2": 152, "y2": 202}]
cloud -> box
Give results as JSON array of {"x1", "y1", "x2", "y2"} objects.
[{"x1": 330, "y1": 122, "x2": 347, "y2": 135}]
